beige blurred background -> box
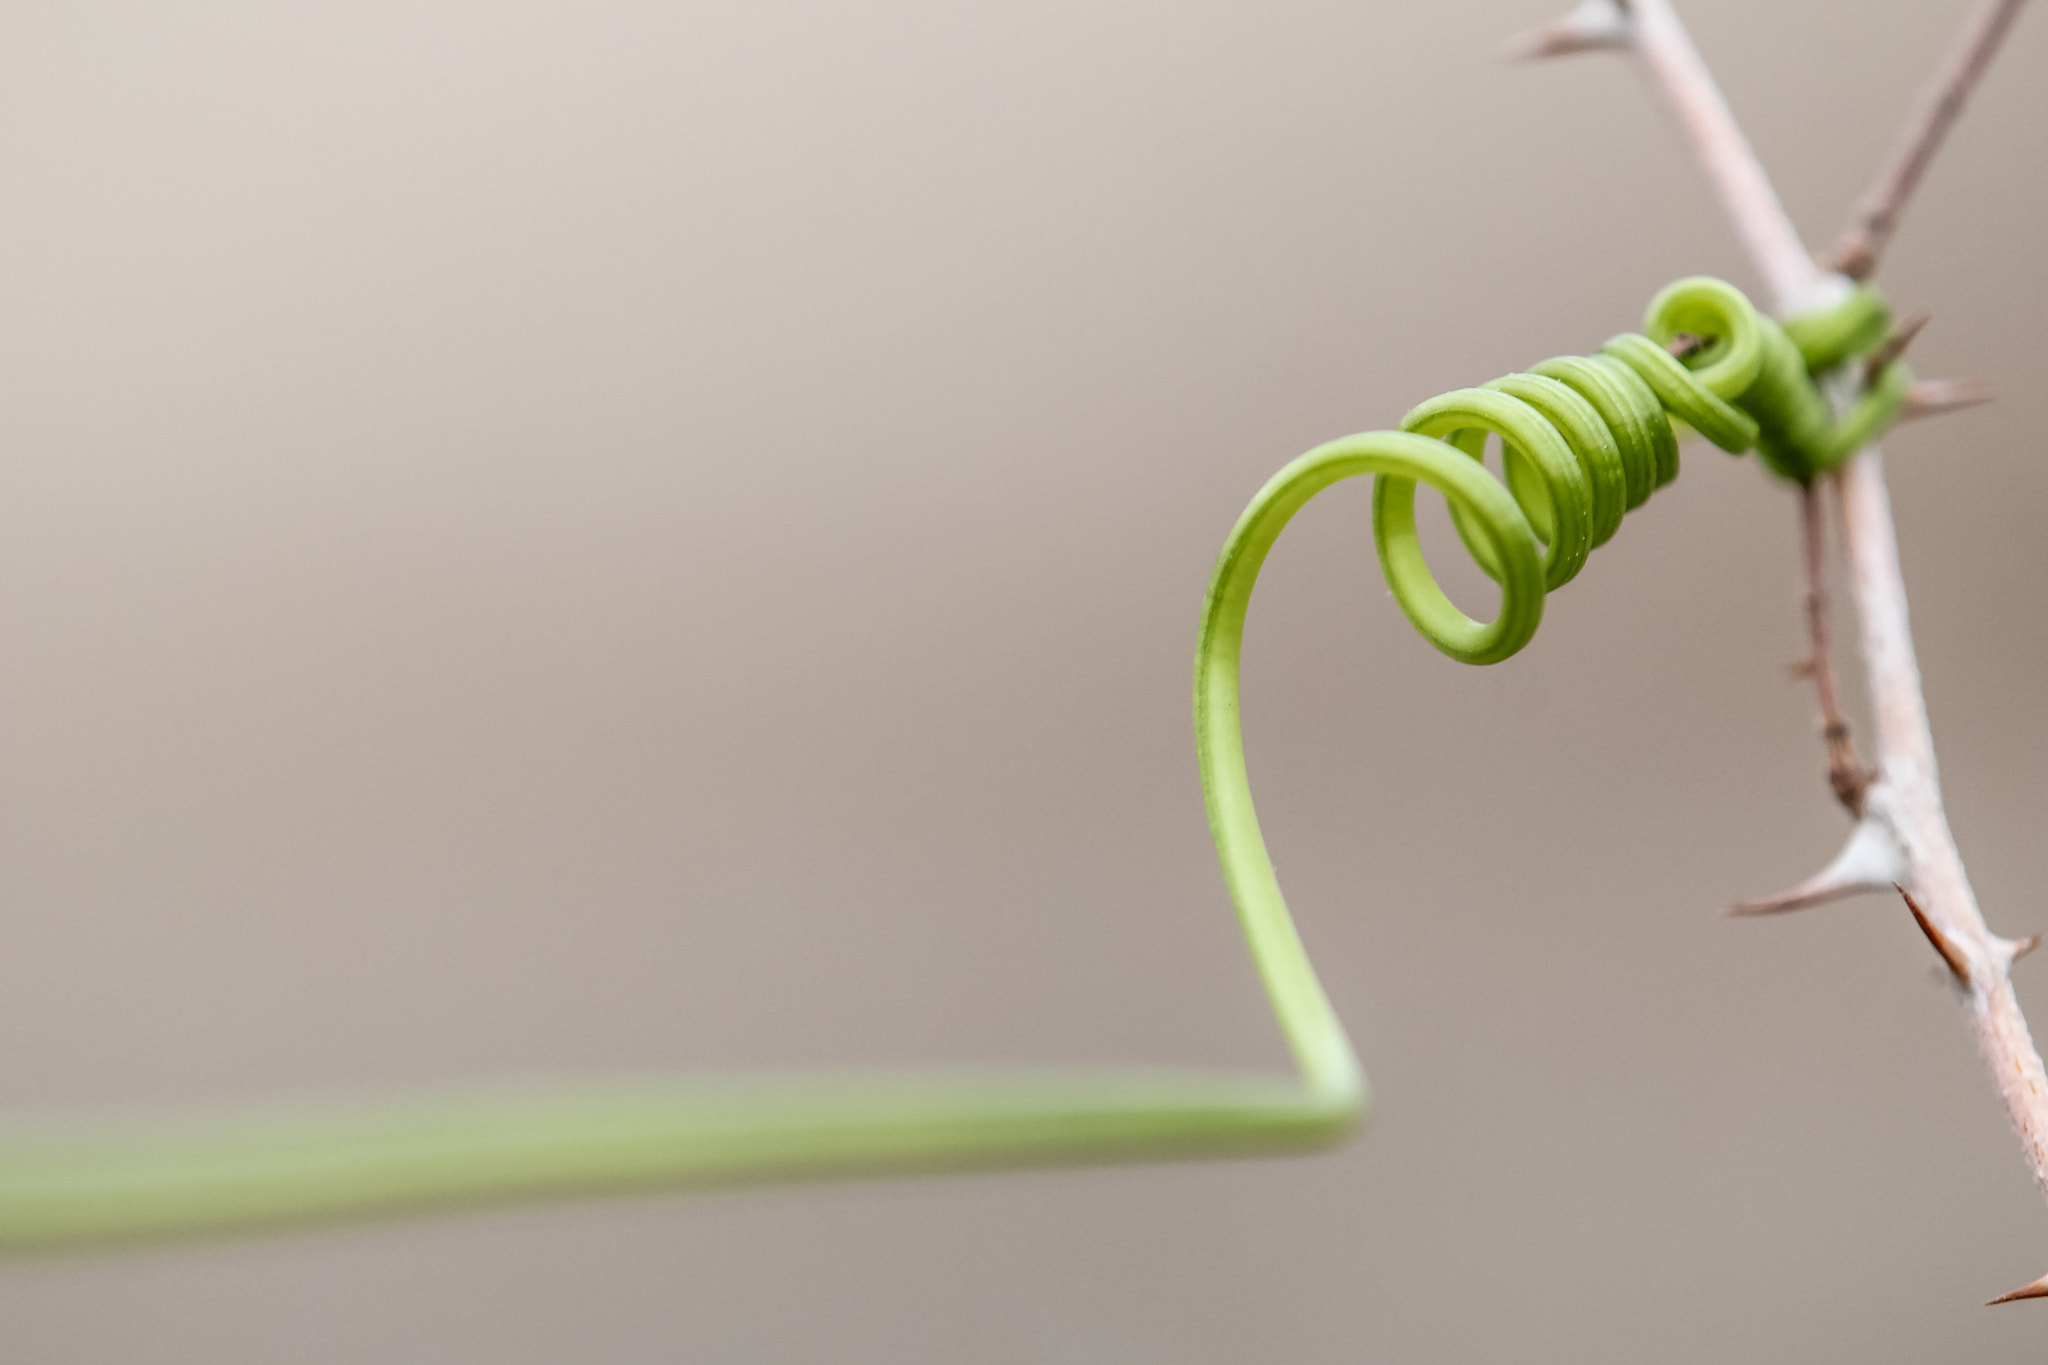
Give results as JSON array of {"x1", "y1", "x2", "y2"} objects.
[{"x1": 0, "y1": 0, "x2": 2043, "y2": 1359}]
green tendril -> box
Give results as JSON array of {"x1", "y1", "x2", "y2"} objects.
[
  {"x1": 1368, "y1": 276, "x2": 1906, "y2": 661},
  {"x1": 0, "y1": 277, "x2": 1902, "y2": 1252}
]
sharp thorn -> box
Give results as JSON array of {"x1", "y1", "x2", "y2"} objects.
[
  {"x1": 1991, "y1": 932, "x2": 2041, "y2": 973},
  {"x1": 1987, "y1": 1273, "x2": 2048, "y2": 1305},
  {"x1": 1900, "y1": 378, "x2": 1995, "y2": 422},
  {"x1": 1502, "y1": 0, "x2": 1630, "y2": 59},
  {"x1": 1864, "y1": 311, "x2": 1930, "y2": 384},
  {"x1": 1899, "y1": 883, "x2": 1971, "y2": 986},
  {"x1": 1728, "y1": 818, "x2": 1904, "y2": 916}
]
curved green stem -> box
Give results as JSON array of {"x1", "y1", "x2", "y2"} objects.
[
  {"x1": 0, "y1": 276, "x2": 1907, "y2": 1252},
  {"x1": 0, "y1": 444, "x2": 1376, "y2": 1253}
]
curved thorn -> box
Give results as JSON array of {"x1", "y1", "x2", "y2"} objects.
[
  {"x1": 1502, "y1": 0, "x2": 1630, "y2": 60},
  {"x1": 1988, "y1": 1273, "x2": 2048, "y2": 1306},
  {"x1": 1728, "y1": 818, "x2": 1904, "y2": 916}
]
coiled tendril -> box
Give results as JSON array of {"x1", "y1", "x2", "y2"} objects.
[
  {"x1": 0, "y1": 278, "x2": 1902, "y2": 1252},
  {"x1": 1322, "y1": 276, "x2": 1907, "y2": 665}
]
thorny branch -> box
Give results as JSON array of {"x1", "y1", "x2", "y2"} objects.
[
  {"x1": 1797, "y1": 482, "x2": 1870, "y2": 816},
  {"x1": 1517, "y1": 0, "x2": 2043, "y2": 1304},
  {"x1": 1826, "y1": 0, "x2": 2032, "y2": 280}
]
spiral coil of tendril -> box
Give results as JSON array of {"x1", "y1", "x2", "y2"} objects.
[
  {"x1": 1191, "y1": 279, "x2": 1909, "y2": 1176},
  {"x1": 1214, "y1": 276, "x2": 1910, "y2": 666},
  {"x1": 0, "y1": 276, "x2": 1908, "y2": 1254}
]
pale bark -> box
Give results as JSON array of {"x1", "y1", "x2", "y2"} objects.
[{"x1": 1527, "y1": 0, "x2": 2042, "y2": 1301}]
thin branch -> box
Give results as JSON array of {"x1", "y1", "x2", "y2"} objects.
[
  {"x1": 1833, "y1": 456, "x2": 2048, "y2": 1225},
  {"x1": 1825, "y1": 0, "x2": 2032, "y2": 279},
  {"x1": 1618, "y1": 0, "x2": 1828, "y2": 314},
  {"x1": 1800, "y1": 480, "x2": 1871, "y2": 815},
  {"x1": 1554, "y1": 0, "x2": 2048, "y2": 1289}
]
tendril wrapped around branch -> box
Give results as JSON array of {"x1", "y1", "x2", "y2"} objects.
[{"x1": 1318, "y1": 277, "x2": 1909, "y2": 662}]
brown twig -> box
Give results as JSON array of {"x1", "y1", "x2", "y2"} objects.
[
  {"x1": 1800, "y1": 481, "x2": 1870, "y2": 815},
  {"x1": 1825, "y1": 0, "x2": 2032, "y2": 279}
]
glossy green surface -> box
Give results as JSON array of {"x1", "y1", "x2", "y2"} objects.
[
  {"x1": 1373, "y1": 277, "x2": 1906, "y2": 662},
  {"x1": 0, "y1": 278, "x2": 1903, "y2": 1251}
]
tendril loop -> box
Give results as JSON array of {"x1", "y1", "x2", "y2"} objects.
[{"x1": 1318, "y1": 277, "x2": 1907, "y2": 663}]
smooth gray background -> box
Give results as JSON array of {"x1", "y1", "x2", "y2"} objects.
[{"x1": 0, "y1": 1, "x2": 2044, "y2": 1360}]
